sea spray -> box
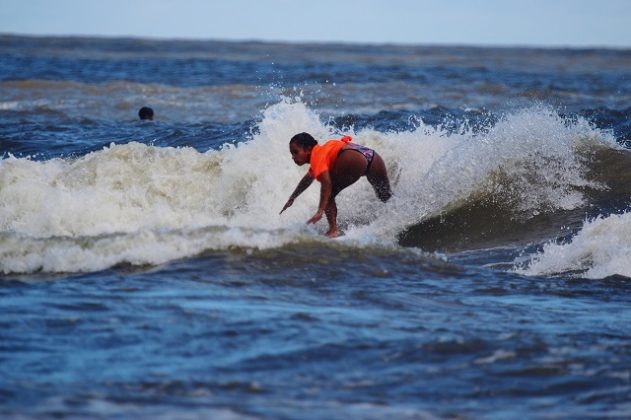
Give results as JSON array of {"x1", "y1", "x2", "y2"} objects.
[{"x1": 342, "y1": 105, "x2": 615, "y2": 241}]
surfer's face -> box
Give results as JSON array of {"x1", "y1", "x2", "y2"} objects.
[{"x1": 289, "y1": 143, "x2": 310, "y2": 166}]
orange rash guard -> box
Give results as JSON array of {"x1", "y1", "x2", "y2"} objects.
[{"x1": 308, "y1": 136, "x2": 353, "y2": 181}]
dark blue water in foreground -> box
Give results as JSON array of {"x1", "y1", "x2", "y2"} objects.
[{"x1": 1, "y1": 35, "x2": 631, "y2": 418}]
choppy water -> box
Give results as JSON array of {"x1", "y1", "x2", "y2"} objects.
[{"x1": 1, "y1": 35, "x2": 631, "y2": 418}]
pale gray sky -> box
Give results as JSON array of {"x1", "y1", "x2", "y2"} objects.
[{"x1": 1, "y1": 0, "x2": 630, "y2": 47}]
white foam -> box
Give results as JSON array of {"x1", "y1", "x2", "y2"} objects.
[
  {"x1": 516, "y1": 212, "x2": 631, "y2": 279},
  {"x1": 0, "y1": 99, "x2": 618, "y2": 273},
  {"x1": 0, "y1": 227, "x2": 315, "y2": 274},
  {"x1": 0, "y1": 101, "x2": 21, "y2": 111}
]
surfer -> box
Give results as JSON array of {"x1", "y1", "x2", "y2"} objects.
[
  {"x1": 280, "y1": 132, "x2": 392, "y2": 237},
  {"x1": 138, "y1": 106, "x2": 154, "y2": 120}
]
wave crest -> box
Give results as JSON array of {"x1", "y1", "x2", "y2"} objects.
[{"x1": 515, "y1": 212, "x2": 631, "y2": 279}]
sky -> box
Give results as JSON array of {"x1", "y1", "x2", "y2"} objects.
[{"x1": 1, "y1": 0, "x2": 630, "y2": 48}]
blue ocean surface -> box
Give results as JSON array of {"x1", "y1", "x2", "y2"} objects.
[{"x1": 1, "y1": 35, "x2": 631, "y2": 418}]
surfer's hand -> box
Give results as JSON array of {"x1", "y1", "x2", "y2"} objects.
[
  {"x1": 307, "y1": 210, "x2": 324, "y2": 224},
  {"x1": 280, "y1": 198, "x2": 294, "y2": 214}
]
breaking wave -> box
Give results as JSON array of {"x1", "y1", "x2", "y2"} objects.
[
  {"x1": 515, "y1": 212, "x2": 631, "y2": 279},
  {"x1": 0, "y1": 100, "x2": 621, "y2": 273}
]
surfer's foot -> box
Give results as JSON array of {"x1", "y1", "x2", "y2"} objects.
[{"x1": 325, "y1": 228, "x2": 340, "y2": 238}]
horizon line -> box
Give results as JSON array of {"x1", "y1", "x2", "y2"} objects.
[{"x1": 2, "y1": 32, "x2": 630, "y2": 52}]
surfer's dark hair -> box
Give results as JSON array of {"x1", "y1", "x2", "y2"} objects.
[
  {"x1": 138, "y1": 106, "x2": 154, "y2": 120},
  {"x1": 290, "y1": 132, "x2": 317, "y2": 148}
]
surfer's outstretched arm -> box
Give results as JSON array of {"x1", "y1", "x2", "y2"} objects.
[{"x1": 280, "y1": 173, "x2": 314, "y2": 214}]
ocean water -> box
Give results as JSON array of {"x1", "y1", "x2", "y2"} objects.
[{"x1": 1, "y1": 35, "x2": 631, "y2": 418}]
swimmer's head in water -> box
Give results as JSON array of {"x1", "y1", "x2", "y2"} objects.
[
  {"x1": 289, "y1": 132, "x2": 317, "y2": 165},
  {"x1": 138, "y1": 106, "x2": 154, "y2": 120}
]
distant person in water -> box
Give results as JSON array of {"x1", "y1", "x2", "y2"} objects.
[
  {"x1": 138, "y1": 106, "x2": 154, "y2": 120},
  {"x1": 280, "y1": 132, "x2": 392, "y2": 237}
]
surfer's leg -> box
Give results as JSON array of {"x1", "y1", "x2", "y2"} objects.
[
  {"x1": 324, "y1": 198, "x2": 339, "y2": 237},
  {"x1": 366, "y1": 152, "x2": 392, "y2": 202},
  {"x1": 324, "y1": 150, "x2": 366, "y2": 237}
]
